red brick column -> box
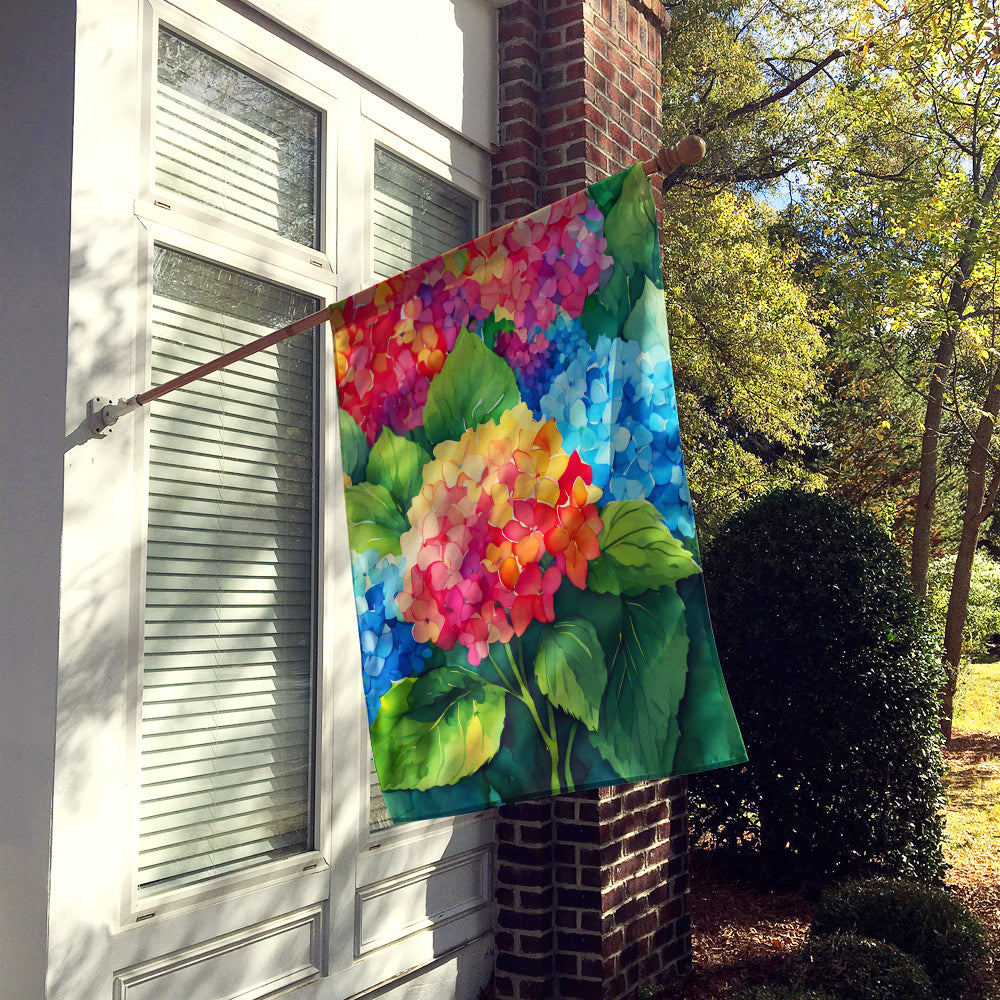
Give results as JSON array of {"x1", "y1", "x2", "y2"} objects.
[
  {"x1": 493, "y1": 0, "x2": 668, "y2": 225},
  {"x1": 495, "y1": 800, "x2": 556, "y2": 1000},
  {"x1": 491, "y1": 3, "x2": 691, "y2": 999}
]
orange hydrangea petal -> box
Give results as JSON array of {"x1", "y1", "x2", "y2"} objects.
[
  {"x1": 514, "y1": 533, "x2": 543, "y2": 565},
  {"x1": 499, "y1": 556, "x2": 520, "y2": 590}
]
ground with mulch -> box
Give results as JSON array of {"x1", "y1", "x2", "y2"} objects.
[{"x1": 671, "y1": 732, "x2": 1000, "y2": 999}]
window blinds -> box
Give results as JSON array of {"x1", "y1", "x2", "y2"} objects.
[
  {"x1": 138, "y1": 248, "x2": 318, "y2": 895},
  {"x1": 155, "y1": 28, "x2": 320, "y2": 249},
  {"x1": 372, "y1": 147, "x2": 477, "y2": 281},
  {"x1": 367, "y1": 148, "x2": 477, "y2": 832}
]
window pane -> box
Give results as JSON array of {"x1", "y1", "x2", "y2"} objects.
[
  {"x1": 156, "y1": 28, "x2": 320, "y2": 248},
  {"x1": 138, "y1": 247, "x2": 318, "y2": 895},
  {"x1": 368, "y1": 150, "x2": 478, "y2": 832},
  {"x1": 372, "y1": 146, "x2": 477, "y2": 280}
]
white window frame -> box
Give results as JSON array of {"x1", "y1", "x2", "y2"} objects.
[
  {"x1": 122, "y1": 0, "x2": 340, "y2": 932},
  {"x1": 109, "y1": 0, "x2": 496, "y2": 990},
  {"x1": 326, "y1": 101, "x2": 497, "y2": 999},
  {"x1": 122, "y1": 224, "x2": 338, "y2": 924},
  {"x1": 360, "y1": 118, "x2": 490, "y2": 847}
]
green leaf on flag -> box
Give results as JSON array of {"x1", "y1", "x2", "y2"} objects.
[
  {"x1": 621, "y1": 276, "x2": 671, "y2": 353},
  {"x1": 421, "y1": 328, "x2": 521, "y2": 447},
  {"x1": 371, "y1": 668, "x2": 508, "y2": 790},
  {"x1": 479, "y1": 313, "x2": 516, "y2": 351},
  {"x1": 366, "y1": 427, "x2": 430, "y2": 513},
  {"x1": 344, "y1": 482, "x2": 409, "y2": 558},
  {"x1": 339, "y1": 409, "x2": 370, "y2": 484},
  {"x1": 595, "y1": 586, "x2": 689, "y2": 776},
  {"x1": 587, "y1": 500, "x2": 701, "y2": 596},
  {"x1": 596, "y1": 263, "x2": 629, "y2": 328},
  {"x1": 587, "y1": 168, "x2": 629, "y2": 217},
  {"x1": 601, "y1": 164, "x2": 660, "y2": 283},
  {"x1": 534, "y1": 618, "x2": 608, "y2": 731},
  {"x1": 579, "y1": 293, "x2": 621, "y2": 345}
]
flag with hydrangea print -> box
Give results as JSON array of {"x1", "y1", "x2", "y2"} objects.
[{"x1": 331, "y1": 163, "x2": 747, "y2": 822}]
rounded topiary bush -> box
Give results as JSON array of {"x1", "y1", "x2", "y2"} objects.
[
  {"x1": 812, "y1": 878, "x2": 987, "y2": 998},
  {"x1": 793, "y1": 933, "x2": 934, "y2": 1000},
  {"x1": 690, "y1": 489, "x2": 946, "y2": 882}
]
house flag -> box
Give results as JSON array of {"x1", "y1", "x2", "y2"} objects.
[{"x1": 331, "y1": 163, "x2": 747, "y2": 823}]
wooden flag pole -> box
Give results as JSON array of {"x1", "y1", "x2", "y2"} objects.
[
  {"x1": 136, "y1": 306, "x2": 332, "y2": 406},
  {"x1": 87, "y1": 306, "x2": 331, "y2": 437},
  {"x1": 88, "y1": 139, "x2": 705, "y2": 437}
]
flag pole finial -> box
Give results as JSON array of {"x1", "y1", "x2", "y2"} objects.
[{"x1": 643, "y1": 135, "x2": 706, "y2": 176}]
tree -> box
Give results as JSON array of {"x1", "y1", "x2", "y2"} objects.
[
  {"x1": 803, "y1": 0, "x2": 1000, "y2": 736},
  {"x1": 781, "y1": 198, "x2": 981, "y2": 549},
  {"x1": 661, "y1": 0, "x2": 853, "y2": 194},
  {"x1": 661, "y1": 188, "x2": 825, "y2": 537},
  {"x1": 662, "y1": 0, "x2": 1000, "y2": 738},
  {"x1": 659, "y1": 1, "x2": 842, "y2": 537}
]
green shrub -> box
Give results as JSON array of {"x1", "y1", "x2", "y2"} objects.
[
  {"x1": 811, "y1": 878, "x2": 988, "y2": 998},
  {"x1": 792, "y1": 933, "x2": 934, "y2": 1000},
  {"x1": 691, "y1": 489, "x2": 946, "y2": 882}
]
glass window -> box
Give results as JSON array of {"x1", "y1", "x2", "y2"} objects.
[
  {"x1": 372, "y1": 146, "x2": 477, "y2": 280},
  {"x1": 137, "y1": 247, "x2": 318, "y2": 895},
  {"x1": 368, "y1": 148, "x2": 477, "y2": 832},
  {"x1": 155, "y1": 27, "x2": 320, "y2": 248}
]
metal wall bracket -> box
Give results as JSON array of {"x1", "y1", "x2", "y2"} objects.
[{"x1": 88, "y1": 396, "x2": 140, "y2": 438}]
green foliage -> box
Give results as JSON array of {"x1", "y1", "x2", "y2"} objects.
[
  {"x1": 339, "y1": 409, "x2": 369, "y2": 484},
  {"x1": 691, "y1": 488, "x2": 946, "y2": 881},
  {"x1": 798, "y1": 0, "x2": 1000, "y2": 622},
  {"x1": 343, "y1": 482, "x2": 407, "y2": 558},
  {"x1": 657, "y1": 1, "x2": 854, "y2": 539},
  {"x1": 533, "y1": 619, "x2": 606, "y2": 732},
  {"x1": 587, "y1": 500, "x2": 701, "y2": 596},
  {"x1": 792, "y1": 934, "x2": 934, "y2": 1000},
  {"x1": 800, "y1": 315, "x2": 928, "y2": 549},
  {"x1": 589, "y1": 585, "x2": 689, "y2": 777},
  {"x1": 664, "y1": 189, "x2": 827, "y2": 539},
  {"x1": 366, "y1": 428, "x2": 430, "y2": 513},
  {"x1": 370, "y1": 668, "x2": 507, "y2": 791},
  {"x1": 601, "y1": 165, "x2": 660, "y2": 285},
  {"x1": 661, "y1": 0, "x2": 848, "y2": 192},
  {"x1": 811, "y1": 878, "x2": 988, "y2": 999},
  {"x1": 419, "y1": 328, "x2": 520, "y2": 449},
  {"x1": 926, "y1": 551, "x2": 1000, "y2": 658}
]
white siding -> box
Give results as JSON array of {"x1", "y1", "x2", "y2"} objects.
[{"x1": 17, "y1": 0, "x2": 499, "y2": 998}]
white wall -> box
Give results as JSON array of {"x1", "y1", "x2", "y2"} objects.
[
  {"x1": 1, "y1": 1, "x2": 499, "y2": 997},
  {"x1": 243, "y1": 0, "x2": 499, "y2": 151},
  {"x1": 0, "y1": 0, "x2": 76, "y2": 994}
]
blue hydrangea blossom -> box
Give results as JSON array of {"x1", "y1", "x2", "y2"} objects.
[
  {"x1": 539, "y1": 335, "x2": 695, "y2": 539},
  {"x1": 352, "y1": 549, "x2": 431, "y2": 724},
  {"x1": 496, "y1": 309, "x2": 591, "y2": 416}
]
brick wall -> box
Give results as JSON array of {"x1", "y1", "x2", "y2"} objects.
[
  {"x1": 492, "y1": 0, "x2": 668, "y2": 226},
  {"x1": 490, "y1": 5, "x2": 691, "y2": 998},
  {"x1": 494, "y1": 783, "x2": 691, "y2": 1000}
]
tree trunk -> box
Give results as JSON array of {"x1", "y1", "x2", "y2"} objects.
[
  {"x1": 941, "y1": 380, "x2": 1000, "y2": 740},
  {"x1": 909, "y1": 160, "x2": 1000, "y2": 597},
  {"x1": 910, "y1": 329, "x2": 956, "y2": 598}
]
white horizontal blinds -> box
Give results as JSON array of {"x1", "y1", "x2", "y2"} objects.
[
  {"x1": 139, "y1": 247, "x2": 319, "y2": 895},
  {"x1": 156, "y1": 28, "x2": 320, "y2": 248},
  {"x1": 372, "y1": 146, "x2": 478, "y2": 281},
  {"x1": 368, "y1": 149, "x2": 477, "y2": 832}
]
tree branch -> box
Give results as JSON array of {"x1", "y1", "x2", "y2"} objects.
[{"x1": 704, "y1": 49, "x2": 847, "y2": 133}]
